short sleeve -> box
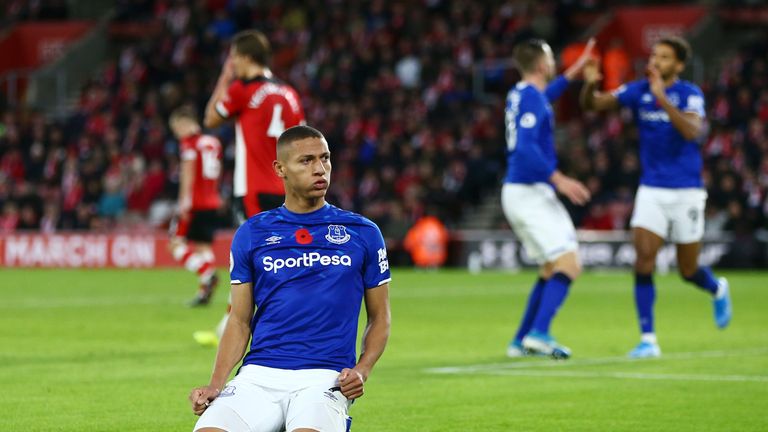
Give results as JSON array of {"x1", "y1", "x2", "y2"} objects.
[
  {"x1": 216, "y1": 81, "x2": 244, "y2": 119},
  {"x1": 682, "y1": 86, "x2": 705, "y2": 117},
  {"x1": 612, "y1": 80, "x2": 643, "y2": 108},
  {"x1": 517, "y1": 93, "x2": 547, "y2": 132},
  {"x1": 361, "y1": 223, "x2": 391, "y2": 289},
  {"x1": 230, "y1": 223, "x2": 253, "y2": 284},
  {"x1": 180, "y1": 139, "x2": 197, "y2": 161},
  {"x1": 544, "y1": 75, "x2": 569, "y2": 102}
]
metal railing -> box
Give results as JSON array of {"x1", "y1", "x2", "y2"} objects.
[
  {"x1": 0, "y1": 69, "x2": 32, "y2": 108},
  {"x1": 25, "y1": 15, "x2": 110, "y2": 117}
]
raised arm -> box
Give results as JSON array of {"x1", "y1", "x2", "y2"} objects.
[
  {"x1": 580, "y1": 60, "x2": 620, "y2": 111},
  {"x1": 204, "y1": 56, "x2": 235, "y2": 129},
  {"x1": 338, "y1": 282, "x2": 391, "y2": 400},
  {"x1": 546, "y1": 38, "x2": 597, "y2": 103},
  {"x1": 563, "y1": 38, "x2": 597, "y2": 82},
  {"x1": 189, "y1": 282, "x2": 254, "y2": 415}
]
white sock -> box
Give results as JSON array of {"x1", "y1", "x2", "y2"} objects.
[
  {"x1": 715, "y1": 280, "x2": 727, "y2": 299},
  {"x1": 641, "y1": 333, "x2": 657, "y2": 345}
]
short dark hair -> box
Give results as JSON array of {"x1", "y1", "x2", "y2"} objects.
[
  {"x1": 513, "y1": 39, "x2": 548, "y2": 73},
  {"x1": 277, "y1": 125, "x2": 324, "y2": 151},
  {"x1": 231, "y1": 30, "x2": 271, "y2": 66},
  {"x1": 656, "y1": 36, "x2": 691, "y2": 64},
  {"x1": 169, "y1": 105, "x2": 198, "y2": 124}
]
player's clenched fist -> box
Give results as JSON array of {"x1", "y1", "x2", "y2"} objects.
[
  {"x1": 189, "y1": 385, "x2": 220, "y2": 416},
  {"x1": 338, "y1": 368, "x2": 366, "y2": 400}
]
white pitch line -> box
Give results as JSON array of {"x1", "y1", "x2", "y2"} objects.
[
  {"x1": 483, "y1": 369, "x2": 768, "y2": 383},
  {"x1": 424, "y1": 348, "x2": 768, "y2": 374}
]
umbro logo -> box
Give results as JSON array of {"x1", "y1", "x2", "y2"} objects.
[
  {"x1": 265, "y1": 235, "x2": 282, "y2": 245},
  {"x1": 641, "y1": 93, "x2": 653, "y2": 103}
]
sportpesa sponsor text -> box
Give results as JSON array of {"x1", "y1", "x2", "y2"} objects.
[{"x1": 262, "y1": 252, "x2": 352, "y2": 273}]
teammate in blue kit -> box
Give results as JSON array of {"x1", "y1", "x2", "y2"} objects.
[
  {"x1": 581, "y1": 36, "x2": 732, "y2": 358},
  {"x1": 189, "y1": 125, "x2": 391, "y2": 432},
  {"x1": 503, "y1": 39, "x2": 596, "y2": 359}
]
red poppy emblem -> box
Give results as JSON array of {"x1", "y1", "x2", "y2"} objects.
[{"x1": 295, "y1": 228, "x2": 313, "y2": 244}]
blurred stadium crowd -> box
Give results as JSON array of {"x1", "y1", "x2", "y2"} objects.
[{"x1": 1, "y1": 0, "x2": 766, "y2": 247}]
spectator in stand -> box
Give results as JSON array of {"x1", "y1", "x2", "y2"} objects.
[
  {"x1": 602, "y1": 38, "x2": 631, "y2": 91},
  {"x1": 403, "y1": 212, "x2": 450, "y2": 269}
]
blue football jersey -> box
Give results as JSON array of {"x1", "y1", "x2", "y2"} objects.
[
  {"x1": 230, "y1": 203, "x2": 391, "y2": 371},
  {"x1": 613, "y1": 79, "x2": 706, "y2": 188},
  {"x1": 503, "y1": 76, "x2": 568, "y2": 184}
]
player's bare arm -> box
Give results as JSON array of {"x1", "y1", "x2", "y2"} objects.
[
  {"x1": 563, "y1": 38, "x2": 596, "y2": 81},
  {"x1": 339, "y1": 282, "x2": 391, "y2": 400},
  {"x1": 189, "y1": 282, "x2": 254, "y2": 415},
  {"x1": 579, "y1": 60, "x2": 619, "y2": 111},
  {"x1": 204, "y1": 56, "x2": 234, "y2": 129},
  {"x1": 550, "y1": 170, "x2": 591, "y2": 206},
  {"x1": 647, "y1": 66, "x2": 705, "y2": 141}
]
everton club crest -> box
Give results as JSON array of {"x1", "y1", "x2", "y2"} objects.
[{"x1": 325, "y1": 225, "x2": 351, "y2": 244}]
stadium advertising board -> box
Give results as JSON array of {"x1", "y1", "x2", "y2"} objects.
[
  {"x1": 458, "y1": 230, "x2": 732, "y2": 272},
  {"x1": 0, "y1": 22, "x2": 94, "y2": 73},
  {"x1": 0, "y1": 232, "x2": 233, "y2": 268}
]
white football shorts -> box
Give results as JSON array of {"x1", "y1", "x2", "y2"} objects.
[
  {"x1": 194, "y1": 365, "x2": 351, "y2": 432},
  {"x1": 630, "y1": 185, "x2": 707, "y2": 244},
  {"x1": 501, "y1": 183, "x2": 578, "y2": 264}
]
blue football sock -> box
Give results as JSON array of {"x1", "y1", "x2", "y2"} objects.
[
  {"x1": 635, "y1": 273, "x2": 656, "y2": 334},
  {"x1": 684, "y1": 266, "x2": 719, "y2": 295},
  {"x1": 531, "y1": 272, "x2": 572, "y2": 335},
  {"x1": 513, "y1": 277, "x2": 546, "y2": 342}
]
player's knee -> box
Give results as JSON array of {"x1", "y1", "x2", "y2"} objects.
[
  {"x1": 571, "y1": 260, "x2": 582, "y2": 278},
  {"x1": 677, "y1": 256, "x2": 699, "y2": 279},
  {"x1": 634, "y1": 249, "x2": 656, "y2": 272},
  {"x1": 552, "y1": 252, "x2": 581, "y2": 279},
  {"x1": 563, "y1": 262, "x2": 582, "y2": 280},
  {"x1": 679, "y1": 265, "x2": 698, "y2": 280},
  {"x1": 634, "y1": 260, "x2": 655, "y2": 274}
]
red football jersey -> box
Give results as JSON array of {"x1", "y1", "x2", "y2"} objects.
[
  {"x1": 180, "y1": 134, "x2": 223, "y2": 210},
  {"x1": 215, "y1": 76, "x2": 305, "y2": 200}
]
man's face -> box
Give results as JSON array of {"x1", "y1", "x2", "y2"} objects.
[
  {"x1": 229, "y1": 46, "x2": 248, "y2": 78},
  {"x1": 649, "y1": 43, "x2": 683, "y2": 80},
  {"x1": 277, "y1": 137, "x2": 332, "y2": 199},
  {"x1": 169, "y1": 118, "x2": 195, "y2": 139}
]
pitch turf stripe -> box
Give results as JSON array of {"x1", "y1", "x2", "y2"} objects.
[
  {"x1": 482, "y1": 370, "x2": 768, "y2": 383},
  {"x1": 424, "y1": 348, "x2": 768, "y2": 374},
  {"x1": 0, "y1": 296, "x2": 188, "y2": 308}
]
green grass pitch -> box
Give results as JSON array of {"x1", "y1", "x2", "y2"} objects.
[{"x1": 2, "y1": 268, "x2": 766, "y2": 431}]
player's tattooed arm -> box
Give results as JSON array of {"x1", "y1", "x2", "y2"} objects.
[{"x1": 580, "y1": 60, "x2": 620, "y2": 111}]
